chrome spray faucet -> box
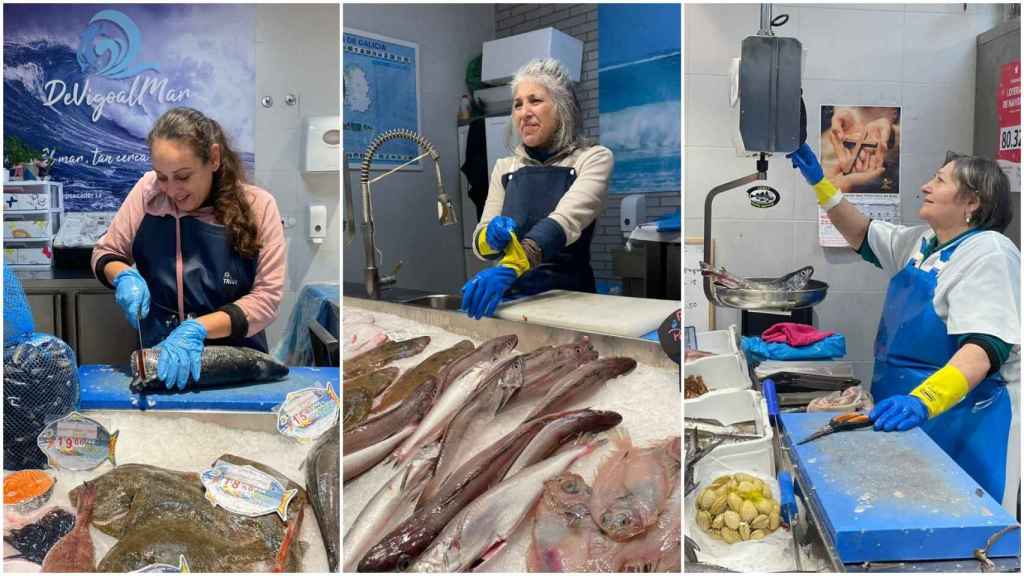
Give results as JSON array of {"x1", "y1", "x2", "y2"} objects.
[{"x1": 359, "y1": 129, "x2": 457, "y2": 299}]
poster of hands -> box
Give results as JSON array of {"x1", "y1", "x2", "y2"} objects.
[
  {"x1": 820, "y1": 105, "x2": 901, "y2": 195},
  {"x1": 819, "y1": 105, "x2": 902, "y2": 247}
]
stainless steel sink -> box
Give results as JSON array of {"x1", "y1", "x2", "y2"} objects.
[{"x1": 400, "y1": 294, "x2": 462, "y2": 310}]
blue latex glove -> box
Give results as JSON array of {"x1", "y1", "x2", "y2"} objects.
[
  {"x1": 869, "y1": 394, "x2": 929, "y2": 432},
  {"x1": 156, "y1": 319, "x2": 207, "y2": 390},
  {"x1": 485, "y1": 216, "x2": 518, "y2": 253},
  {"x1": 113, "y1": 267, "x2": 150, "y2": 330},
  {"x1": 460, "y1": 266, "x2": 518, "y2": 320},
  {"x1": 786, "y1": 143, "x2": 825, "y2": 186}
]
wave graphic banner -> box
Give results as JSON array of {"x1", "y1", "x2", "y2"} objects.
[{"x1": 3, "y1": 4, "x2": 255, "y2": 212}]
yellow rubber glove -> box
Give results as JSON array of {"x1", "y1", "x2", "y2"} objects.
[
  {"x1": 910, "y1": 364, "x2": 970, "y2": 419},
  {"x1": 499, "y1": 231, "x2": 531, "y2": 278},
  {"x1": 477, "y1": 228, "x2": 499, "y2": 256},
  {"x1": 813, "y1": 178, "x2": 844, "y2": 211}
]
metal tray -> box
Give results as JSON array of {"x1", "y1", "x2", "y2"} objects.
[{"x1": 710, "y1": 279, "x2": 828, "y2": 310}]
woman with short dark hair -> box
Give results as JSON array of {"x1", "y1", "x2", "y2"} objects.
[{"x1": 789, "y1": 144, "x2": 1020, "y2": 515}]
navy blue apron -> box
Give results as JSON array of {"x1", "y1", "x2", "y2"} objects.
[
  {"x1": 500, "y1": 165, "x2": 596, "y2": 295},
  {"x1": 871, "y1": 230, "x2": 1012, "y2": 504},
  {"x1": 132, "y1": 214, "x2": 267, "y2": 352}
]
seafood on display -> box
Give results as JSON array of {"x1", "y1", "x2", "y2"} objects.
[
  {"x1": 305, "y1": 426, "x2": 340, "y2": 572},
  {"x1": 694, "y1": 472, "x2": 782, "y2": 544},
  {"x1": 40, "y1": 482, "x2": 97, "y2": 572},
  {"x1": 3, "y1": 469, "x2": 55, "y2": 514},
  {"x1": 684, "y1": 374, "x2": 709, "y2": 399},
  {"x1": 3, "y1": 507, "x2": 75, "y2": 564},
  {"x1": 343, "y1": 336, "x2": 431, "y2": 379}
]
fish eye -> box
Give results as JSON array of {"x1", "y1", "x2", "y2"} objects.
[
  {"x1": 561, "y1": 479, "x2": 579, "y2": 494},
  {"x1": 397, "y1": 555, "x2": 412, "y2": 571}
]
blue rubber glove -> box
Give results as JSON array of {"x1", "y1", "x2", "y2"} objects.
[
  {"x1": 156, "y1": 319, "x2": 207, "y2": 390},
  {"x1": 869, "y1": 395, "x2": 929, "y2": 432},
  {"x1": 485, "y1": 216, "x2": 518, "y2": 253},
  {"x1": 460, "y1": 266, "x2": 518, "y2": 320},
  {"x1": 786, "y1": 143, "x2": 825, "y2": 186},
  {"x1": 113, "y1": 267, "x2": 150, "y2": 330}
]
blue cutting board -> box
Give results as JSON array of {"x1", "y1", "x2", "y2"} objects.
[
  {"x1": 78, "y1": 364, "x2": 339, "y2": 412},
  {"x1": 780, "y1": 411, "x2": 1020, "y2": 563}
]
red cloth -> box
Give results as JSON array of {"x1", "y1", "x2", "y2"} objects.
[{"x1": 761, "y1": 322, "x2": 834, "y2": 347}]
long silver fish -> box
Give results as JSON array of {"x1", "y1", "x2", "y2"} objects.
[
  {"x1": 390, "y1": 336, "x2": 518, "y2": 465},
  {"x1": 410, "y1": 440, "x2": 604, "y2": 572},
  {"x1": 524, "y1": 357, "x2": 638, "y2": 421},
  {"x1": 356, "y1": 415, "x2": 555, "y2": 572},
  {"x1": 342, "y1": 444, "x2": 439, "y2": 572},
  {"x1": 342, "y1": 424, "x2": 414, "y2": 483},
  {"x1": 422, "y1": 354, "x2": 526, "y2": 493}
]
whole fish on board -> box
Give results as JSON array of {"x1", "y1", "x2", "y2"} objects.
[
  {"x1": 343, "y1": 444, "x2": 440, "y2": 572},
  {"x1": 70, "y1": 457, "x2": 306, "y2": 572},
  {"x1": 527, "y1": 473, "x2": 619, "y2": 572},
  {"x1": 343, "y1": 367, "x2": 399, "y2": 398},
  {"x1": 524, "y1": 357, "x2": 638, "y2": 421},
  {"x1": 129, "y1": 346, "x2": 289, "y2": 393},
  {"x1": 343, "y1": 336, "x2": 430, "y2": 379},
  {"x1": 591, "y1": 434, "x2": 681, "y2": 542},
  {"x1": 40, "y1": 482, "x2": 96, "y2": 572},
  {"x1": 411, "y1": 439, "x2": 604, "y2": 572},
  {"x1": 390, "y1": 335, "x2": 519, "y2": 465},
  {"x1": 372, "y1": 340, "x2": 474, "y2": 414},
  {"x1": 425, "y1": 354, "x2": 526, "y2": 488},
  {"x1": 356, "y1": 414, "x2": 556, "y2": 572},
  {"x1": 305, "y1": 425, "x2": 340, "y2": 572},
  {"x1": 344, "y1": 323, "x2": 389, "y2": 360},
  {"x1": 343, "y1": 424, "x2": 415, "y2": 483},
  {"x1": 344, "y1": 375, "x2": 438, "y2": 454}
]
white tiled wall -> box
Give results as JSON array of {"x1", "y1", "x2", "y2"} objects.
[
  {"x1": 685, "y1": 3, "x2": 1001, "y2": 382},
  {"x1": 252, "y1": 4, "x2": 341, "y2": 348}
]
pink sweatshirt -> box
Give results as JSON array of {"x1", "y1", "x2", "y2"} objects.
[{"x1": 91, "y1": 171, "x2": 286, "y2": 338}]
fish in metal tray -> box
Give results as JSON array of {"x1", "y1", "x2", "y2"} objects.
[
  {"x1": 702, "y1": 262, "x2": 815, "y2": 292},
  {"x1": 35, "y1": 411, "x2": 118, "y2": 471},
  {"x1": 200, "y1": 460, "x2": 298, "y2": 522},
  {"x1": 129, "y1": 346, "x2": 289, "y2": 393}
]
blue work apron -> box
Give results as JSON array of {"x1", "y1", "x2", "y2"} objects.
[
  {"x1": 871, "y1": 230, "x2": 1012, "y2": 505},
  {"x1": 500, "y1": 165, "x2": 596, "y2": 295},
  {"x1": 132, "y1": 214, "x2": 267, "y2": 352}
]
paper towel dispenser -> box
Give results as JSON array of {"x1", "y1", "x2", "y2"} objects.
[{"x1": 302, "y1": 116, "x2": 340, "y2": 173}]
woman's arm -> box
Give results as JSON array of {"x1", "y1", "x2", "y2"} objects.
[
  {"x1": 194, "y1": 311, "x2": 232, "y2": 340},
  {"x1": 948, "y1": 342, "x2": 994, "y2": 390},
  {"x1": 92, "y1": 174, "x2": 153, "y2": 287},
  {"x1": 823, "y1": 196, "x2": 871, "y2": 251}
]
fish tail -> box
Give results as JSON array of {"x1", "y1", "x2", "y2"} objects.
[
  {"x1": 326, "y1": 383, "x2": 339, "y2": 405},
  {"x1": 179, "y1": 554, "x2": 191, "y2": 573},
  {"x1": 108, "y1": 430, "x2": 119, "y2": 467},
  {"x1": 277, "y1": 488, "x2": 298, "y2": 522}
]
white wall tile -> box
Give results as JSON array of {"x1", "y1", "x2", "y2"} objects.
[
  {"x1": 685, "y1": 4, "x2": 765, "y2": 76},
  {"x1": 709, "y1": 220, "x2": 796, "y2": 279},
  {"x1": 814, "y1": 291, "x2": 886, "y2": 362},
  {"x1": 799, "y1": 7, "x2": 905, "y2": 82},
  {"x1": 684, "y1": 75, "x2": 733, "y2": 148},
  {"x1": 902, "y1": 80, "x2": 975, "y2": 160},
  {"x1": 902, "y1": 11, "x2": 980, "y2": 85},
  {"x1": 685, "y1": 148, "x2": 798, "y2": 222}
]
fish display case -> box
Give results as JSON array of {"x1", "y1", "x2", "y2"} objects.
[
  {"x1": 342, "y1": 296, "x2": 681, "y2": 572},
  {"x1": 4, "y1": 356, "x2": 341, "y2": 572}
]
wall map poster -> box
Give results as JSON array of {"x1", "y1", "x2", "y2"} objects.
[
  {"x1": 343, "y1": 28, "x2": 421, "y2": 171},
  {"x1": 3, "y1": 4, "x2": 256, "y2": 212}
]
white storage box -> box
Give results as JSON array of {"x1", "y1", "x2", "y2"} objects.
[
  {"x1": 482, "y1": 27, "x2": 583, "y2": 85},
  {"x1": 3, "y1": 192, "x2": 49, "y2": 211},
  {"x1": 686, "y1": 388, "x2": 775, "y2": 480},
  {"x1": 694, "y1": 325, "x2": 740, "y2": 356},
  {"x1": 685, "y1": 353, "x2": 750, "y2": 395},
  {"x1": 5, "y1": 245, "x2": 52, "y2": 265}
]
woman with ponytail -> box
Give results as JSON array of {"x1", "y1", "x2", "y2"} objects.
[{"x1": 92, "y1": 107, "x2": 286, "y2": 390}]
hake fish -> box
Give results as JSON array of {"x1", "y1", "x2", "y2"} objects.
[
  {"x1": 343, "y1": 424, "x2": 415, "y2": 483},
  {"x1": 373, "y1": 340, "x2": 473, "y2": 414},
  {"x1": 524, "y1": 357, "x2": 638, "y2": 420},
  {"x1": 343, "y1": 444, "x2": 439, "y2": 572},
  {"x1": 357, "y1": 415, "x2": 554, "y2": 572},
  {"x1": 306, "y1": 425, "x2": 340, "y2": 572},
  {"x1": 390, "y1": 335, "x2": 518, "y2": 465},
  {"x1": 129, "y1": 346, "x2": 289, "y2": 393},
  {"x1": 344, "y1": 375, "x2": 438, "y2": 454},
  {"x1": 343, "y1": 336, "x2": 431, "y2": 379},
  {"x1": 505, "y1": 409, "x2": 623, "y2": 479},
  {"x1": 410, "y1": 439, "x2": 604, "y2": 572}
]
